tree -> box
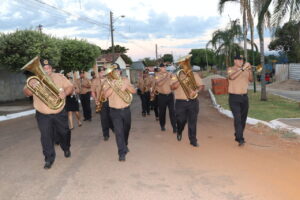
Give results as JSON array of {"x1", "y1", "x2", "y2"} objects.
[
  {"x1": 102, "y1": 45, "x2": 128, "y2": 54},
  {"x1": 219, "y1": 0, "x2": 254, "y2": 61},
  {"x1": 143, "y1": 57, "x2": 157, "y2": 66},
  {"x1": 121, "y1": 54, "x2": 133, "y2": 65},
  {"x1": 272, "y1": 0, "x2": 300, "y2": 27},
  {"x1": 254, "y1": 0, "x2": 272, "y2": 101},
  {"x1": 58, "y1": 38, "x2": 101, "y2": 73},
  {"x1": 189, "y1": 49, "x2": 216, "y2": 70},
  {"x1": 162, "y1": 54, "x2": 173, "y2": 63},
  {"x1": 0, "y1": 30, "x2": 60, "y2": 71},
  {"x1": 207, "y1": 19, "x2": 243, "y2": 67},
  {"x1": 269, "y1": 21, "x2": 300, "y2": 63}
]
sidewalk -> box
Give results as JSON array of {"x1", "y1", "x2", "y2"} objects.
[
  {"x1": 0, "y1": 99, "x2": 34, "y2": 121},
  {"x1": 250, "y1": 84, "x2": 300, "y2": 101}
]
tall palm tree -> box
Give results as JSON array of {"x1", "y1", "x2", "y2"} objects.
[
  {"x1": 253, "y1": 0, "x2": 272, "y2": 101},
  {"x1": 272, "y1": 0, "x2": 300, "y2": 27},
  {"x1": 219, "y1": 0, "x2": 254, "y2": 61},
  {"x1": 207, "y1": 19, "x2": 243, "y2": 67}
]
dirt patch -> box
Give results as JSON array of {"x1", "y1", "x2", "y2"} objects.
[{"x1": 267, "y1": 80, "x2": 300, "y2": 91}]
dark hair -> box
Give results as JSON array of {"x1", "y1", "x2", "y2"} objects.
[
  {"x1": 159, "y1": 63, "x2": 165, "y2": 67},
  {"x1": 113, "y1": 63, "x2": 121, "y2": 70},
  {"x1": 154, "y1": 67, "x2": 159, "y2": 72}
]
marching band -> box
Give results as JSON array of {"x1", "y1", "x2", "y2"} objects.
[{"x1": 22, "y1": 54, "x2": 251, "y2": 169}]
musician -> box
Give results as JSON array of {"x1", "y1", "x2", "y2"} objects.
[
  {"x1": 103, "y1": 63, "x2": 136, "y2": 161},
  {"x1": 150, "y1": 67, "x2": 159, "y2": 121},
  {"x1": 137, "y1": 69, "x2": 151, "y2": 117},
  {"x1": 23, "y1": 59, "x2": 73, "y2": 169},
  {"x1": 227, "y1": 55, "x2": 253, "y2": 146},
  {"x1": 76, "y1": 71, "x2": 92, "y2": 121},
  {"x1": 91, "y1": 67, "x2": 114, "y2": 141},
  {"x1": 155, "y1": 63, "x2": 177, "y2": 132},
  {"x1": 170, "y1": 69, "x2": 204, "y2": 147}
]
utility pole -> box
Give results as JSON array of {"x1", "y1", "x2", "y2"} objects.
[
  {"x1": 155, "y1": 44, "x2": 158, "y2": 63},
  {"x1": 110, "y1": 11, "x2": 115, "y2": 63},
  {"x1": 37, "y1": 24, "x2": 43, "y2": 33}
]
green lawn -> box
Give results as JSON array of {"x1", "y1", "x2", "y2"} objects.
[{"x1": 214, "y1": 91, "x2": 300, "y2": 121}]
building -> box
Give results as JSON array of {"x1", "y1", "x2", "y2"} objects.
[
  {"x1": 130, "y1": 61, "x2": 146, "y2": 84},
  {"x1": 96, "y1": 53, "x2": 130, "y2": 79}
]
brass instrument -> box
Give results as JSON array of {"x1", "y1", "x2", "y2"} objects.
[
  {"x1": 175, "y1": 54, "x2": 198, "y2": 99},
  {"x1": 105, "y1": 66, "x2": 133, "y2": 104},
  {"x1": 95, "y1": 79, "x2": 107, "y2": 113},
  {"x1": 21, "y1": 56, "x2": 65, "y2": 110}
]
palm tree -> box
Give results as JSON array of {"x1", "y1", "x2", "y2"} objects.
[
  {"x1": 207, "y1": 19, "x2": 243, "y2": 67},
  {"x1": 218, "y1": 0, "x2": 254, "y2": 62},
  {"x1": 272, "y1": 0, "x2": 300, "y2": 27},
  {"x1": 253, "y1": 0, "x2": 272, "y2": 101}
]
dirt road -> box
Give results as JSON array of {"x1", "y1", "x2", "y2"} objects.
[{"x1": 0, "y1": 92, "x2": 300, "y2": 200}]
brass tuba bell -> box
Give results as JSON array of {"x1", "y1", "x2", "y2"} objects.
[
  {"x1": 104, "y1": 64, "x2": 133, "y2": 104},
  {"x1": 21, "y1": 56, "x2": 65, "y2": 110},
  {"x1": 175, "y1": 54, "x2": 199, "y2": 99}
]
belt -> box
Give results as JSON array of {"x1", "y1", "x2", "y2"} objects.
[
  {"x1": 229, "y1": 93, "x2": 248, "y2": 97},
  {"x1": 158, "y1": 93, "x2": 172, "y2": 96},
  {"x1": 176, "y1": 99, "x2": 196, "y2": 102},
  {"x1": 110, "y1": 106, "x2": 130, "y2": 111}
]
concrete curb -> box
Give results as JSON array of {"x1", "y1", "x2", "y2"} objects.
[
  {"x1": 0, "y1": 109, "x2": 36, "y2": 122},
  {"x1": 208, "y1": 89, "x2": 300, "y2": 135}
]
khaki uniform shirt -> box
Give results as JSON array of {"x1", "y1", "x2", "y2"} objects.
[
  {"x1": 170, "y1": 72, "x2": 203, "y2": 100},
  {"x1": 155, "y1": 72, "x2": 172, "y2": 94},
  {"x1": 104, "y1": 77, "x2": 132, "y2": 109},
  {"x1": 33, "y1": 73, "x2": 73, "y2": 114},
  {"x1": 75, "y1": 78, "x2": 91, "y2": 94},
  {"x1": 91, "y1": 77, "x2": 107, "y2": 101},
  {"x1": 227, "y1": 67, "x2": 250, "y2": 94},
  {"x1": 138, "y1": 76, "x2": 151, "y2": 93}
]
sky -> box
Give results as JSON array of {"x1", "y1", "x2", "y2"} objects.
[{"x1": 0, "y1": 0, "x2": 273, "y2": 61}]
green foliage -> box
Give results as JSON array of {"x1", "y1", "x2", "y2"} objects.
[
  {"x1": 102, "y1": 45, "x2": 128, "y2": 54},
  {"x1": 143, "y1": 57, "x2": 157, "y2": 66},
  {"x1": 268, "y1": 21, "x2": 300, "y2": 63},
  {"x1": 189, "y1": 49, "x2": 216, "y2": 69},
  {"x1": 58, "y1": 38, "x2": 101, "y2": 73},
  {"x1": 0, "y1": 30, "x2": 60, "y2": 71},
  {"x1": 162, "y1": 54, "x2": 173, "y2": 63}
]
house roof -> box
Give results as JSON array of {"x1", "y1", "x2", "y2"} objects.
[
  {"x1": 131, "y1": 61, "x2": 145, "y2": 70},
  {"x1": 97, "y1": 53, "x2": 122, "y2": 63}
]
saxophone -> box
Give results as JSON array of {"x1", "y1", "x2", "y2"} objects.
[
  {"x1": 175, "y1": 54, "x2": 199, "y2": 99},
  {"x1": 105, "y1": 67, "x2": 133, "y2": 104},
  {"x1": 21, "y1": 56, "x2": 65, "y2": 110}
]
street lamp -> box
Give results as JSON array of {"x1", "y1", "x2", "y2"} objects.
[{"x1": 110, "y1": 11, "x2": 125, "y2": 63}]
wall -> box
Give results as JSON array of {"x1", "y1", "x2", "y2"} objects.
[
  {"x1": 275, "y1": 63, "x2": 300, "y2": 82},
  {"x1": 0, "y1": 69, "x2": 27, "y2": 102}
]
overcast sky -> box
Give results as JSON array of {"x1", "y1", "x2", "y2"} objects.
[{"x1": 0, "y1": 0, "x2": 272, "y2": 61}]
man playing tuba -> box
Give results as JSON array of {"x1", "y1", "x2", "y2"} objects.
[
  {"x1": 103, "y1": 63, "x2": 136, "y2": 162},
  {"x1": 23, "y1": 58, "x2": 73, "y2": 169},
  {"x1": 170, "y1": 55, "x2": 204, "y2": 147}
]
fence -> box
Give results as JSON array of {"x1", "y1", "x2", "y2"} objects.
[
  {"x1": 275, "y1": 63, "x2": 300, "y2": 82},
  {"x1": 0, "y1": 69, "x2": 27, "y2": 102}
]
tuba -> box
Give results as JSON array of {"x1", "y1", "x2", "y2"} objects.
[
  {"x1": 95, "y1": 80, "x2": 107, "y2": 113},
  {"x1": 21, "y1": 56, "x2": 65, "y2": 110},
  {"x1": 105, "y1": 65, "x2": 133, "y2": 104},
  {"x1": 175, "y1": 54, "x2": 198, "y2": 99}
]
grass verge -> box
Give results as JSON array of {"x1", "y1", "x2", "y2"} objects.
[{"x1": 214, "y1": 90, "x2": 300, "y2": 121}]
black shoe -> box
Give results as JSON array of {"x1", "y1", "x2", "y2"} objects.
[
  {"x1": 142, "y1": 113, "x2": 146, "y2": 117},
  {"x1": 104, "y1": 136, "x2": 109, "y2": 141},
  {"x1": 177, "y1": 133, "x2": 182, "y2": 141},
  {"x1": 126, "y1": 147, "x2": 130, "y2": 153},
  {"x1": 173, "y1": 128, "x2": 177, "y2": 134},
  {"x1": 44, "y1": 161, "x2": 53, "y2": 169},
  {"x1": 147, "y1": 113, "x2": 150, "y2": 115},
  {"x1": 64, "y1": 150, "x2": 71, "y2": 158},
  {"x1": 119, "y1": 156, "x2": 126, "y2": 162},
  {"x1": 238, "y1": 140, "x2": 245, "y2": 146},
  {"x1": 87, "y1": 118, "x2": 92, "y2": 122},
  {"x1": 161, "y1": 127, "x2": 166, "y2": 131},
  {"x1": 55, "y1": 141, "x2": 60, "y2": 145},
  {"x1": 190, "y1": 142, "x2": 199, "y2": 147}
]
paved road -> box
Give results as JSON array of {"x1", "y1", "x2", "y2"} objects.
[{"x1": 1, "y1": 93, "x2": 300, "y2": 200}]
